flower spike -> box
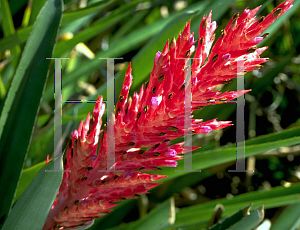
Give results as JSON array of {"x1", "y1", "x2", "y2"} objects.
[{"x1": 43, "y1": 1, "x2": 294, "y2": 229}]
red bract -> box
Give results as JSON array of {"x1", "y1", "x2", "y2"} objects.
[{"x1": 43, "y1": 0, "x2": 294, "y2": 229}]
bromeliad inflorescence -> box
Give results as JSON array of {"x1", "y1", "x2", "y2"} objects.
[{"x1": 43, "y1": 0, "x2": 294, "y2": 229}]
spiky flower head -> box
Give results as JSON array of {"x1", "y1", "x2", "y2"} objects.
[{"x1": 43, "y1": 0, "x2": 294, "y2": 229}]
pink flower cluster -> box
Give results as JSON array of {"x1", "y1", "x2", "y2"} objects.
[{"x1": 43, "y1": 0, "x2": 294, "y2": 229}]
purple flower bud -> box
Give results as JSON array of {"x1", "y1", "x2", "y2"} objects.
[
  {"x1": 200, "y1": 126, "x2": 212, "y2": 134},
  {"x1": 166, "y1": 149, "x2": 176, "y2": 157},
  {"x1": 155, "y1": 52, "x2": 161, "y2": 63},
  {"x1": 255, "y1": 37, "x2": 264, "y2": 43},
  {"x1": 151, "y1": 96, "x2": 161, "y2": 109},
  {"x1": 165, "y1": 160, "x2": 178, "y2": 167},
  {"x1": 222, "y1": 54, "x2": 231, "y2": 62},
  {"x1": 90, "y1": 155, "x2": 97, "y2": 161},
  {"x1": 124, "y1": 170, "x2": 133, "y2": 179},
  {"x1": 131, "y1": 134, "x2": 137, "y2": 139}
]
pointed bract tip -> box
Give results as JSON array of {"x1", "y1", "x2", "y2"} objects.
[
  {"x1": 182, "y1": 22, "x2": 191, "y2": 39},
  {"x1": 170, "y1": 37, "x2": 176, "y2": 49},
  {"x1": 162, "y1": 40, "x2": 169, "y2": 55},
  {"x1": 251, "y1": 5, "x2": 262, "y2": 15},
  {"x1": 94, "y1": 95, "x2": 103, "y2": 114},
  {"x1": 125, "y1": 63, "x2": 133, "y2": 84},
  {"x1": 126, "y1": 62, "x2": 132, "y2": 75},
  {"x1": 208, "y1": 10, "x2": 212, "y2": 20},
  {"x1": 85, "y1": 112, "x2": 91, "y2": 125}
]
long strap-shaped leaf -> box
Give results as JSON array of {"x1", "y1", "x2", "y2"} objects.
[
  {"x1": 1, "y1": 157, "x2": 63, "y2": 230},
  {"x1": 0, "y1": 0, "x2": 62, "y2": 223},
  {"x1": 106, "y1": 198, "x2": 176, "y2": 230},
  {"x1": 153, "y1": 127, "x2": 300, "y2": 182}
]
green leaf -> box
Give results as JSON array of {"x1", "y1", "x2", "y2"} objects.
[
  {"x1": 190, "y1": 182, "x2": 300, "y2": 212},
  {"x1": 173, "y1": 181, "x2": 300, "y2": 228},
  {"x1": 1, "y1": 0, "x2": 16, "y2": 36},
  {"x1": 110, "y1": 9, "x2": 149, "y2": 44},
  {"x1": 0, "y1": 0, "x2": 137, "y2": 54},
  {"x1": 53, "y1": 11, "x2": 130, "y2": 57},
  {"x1": 251, "y1": 57, "x2": 291, "y2": 95},
  {"x1": 61, "y1": 0, "x2": 121, "y2": 26},
  {"x1": 28, "y1": 0, "x2": 47, "y2": 25},
  {"x1": 53, "y1": 0, "x2": 142, "y2": 56},
  {"x1": 13, "y1": 161, "x2": 46, "y2": 203},
  {"x1": 184, "y1": 204, "x2": 262, "y2": 230},
  {"x1": 271, "y1": 203, "x2": 300, "y2": 230},
  {"x1": 0, "y1": 26, "x2": 32, "y2": 53},
  {"x1": 90, "y1": 200, "x2": 138, "y2": 230},
  {"x1": 132, "y1": 197, "x2": 175, "y2": 230},
  {"x1": 0, "y1": 0, "x2": 21, "y2": 68},
  {"x1": 0, "y1": 76, "x2": 6, "y2": 99},
  {"x1": 21, "y1": 3, "x2": 31, "y2": 27},
  {"x1": 7, "y1": 0, "x2": 27, "y2": 16},
  {"x1": 245, "y1": 126, "x2": 300, "y2": 145},
  {"x1": 106, "y1": 182, "x2": 300, "y2": 230},
  {"x1": 208, "y1": 204, "x2": 252, "y2": 230},
  {"x1": 108, "y1": 197, "x2": 175, "y2": 230},
  {"x1": 227, "y1": 205, "x2": 264, "y2": 230},
  {"x1": 152, "y1": 127, "x2": 300, "y2": 182},
  {"x1": 42, "y1": 1, "x2": 141, "y2": 103},
  {"x1": 0, "y1": 0, "x2": 62, "y2": 222},
  {"x1": 1, "y1": 157, "x2": 63, "y2": 230}
]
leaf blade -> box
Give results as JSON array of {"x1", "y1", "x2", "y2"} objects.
[
  {"x1": 0, "y1": 0, "x2": 63, "y2": 221},
  {"x1": 13, "y1": 161, "x2": 46, "y2": 203},
  {"x1": 153, "y1": 127, "x2": 300, "y2": 182},
  {"x1": 1, "y1": 157, "x2": 63, "y2": 230}
]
